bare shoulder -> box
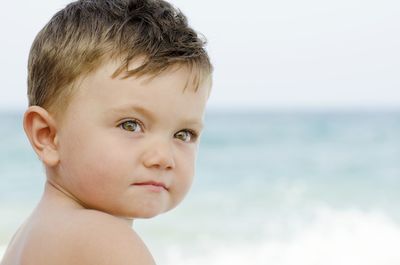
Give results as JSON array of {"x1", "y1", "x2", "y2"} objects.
[{"x1": 64, "y1": 210, "x2": 156, "y2": 265}]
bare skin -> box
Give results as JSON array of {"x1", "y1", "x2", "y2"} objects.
[
  {"x1": 1, "y1": 181, "x2": 156, "y2": 265},
  {"x1": 1, "y1": 60, "x2": 210, "y2": 265}
]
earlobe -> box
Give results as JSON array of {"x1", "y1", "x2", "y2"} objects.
[{"x1": 23, "y1": 106, "x2": 60, "y2": 167}]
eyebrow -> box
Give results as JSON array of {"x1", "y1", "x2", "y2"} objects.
[
  {"x1": 110, "y1": 105, "x2": 155, "y2": 121},
  {"x1": 109, "y1": 104, "x2": 204, "y2": 130}
]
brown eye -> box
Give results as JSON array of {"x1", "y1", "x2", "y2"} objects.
[
  {"x1": 119, "y1": 120, "x2": 142, "y2": 132},
  {"x1": 174, "y1": 130, "x2": 196, "y2": 142}
]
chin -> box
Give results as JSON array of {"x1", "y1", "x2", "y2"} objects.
[
  {"x1": 140, "y1": 207, "x2": 173, "y2": 219},
  {"x1": 137, "y1": 213, "x2": 161, "y2": 219},
  {"x1": 126, "y1": 207, "x2": 170, "y2": 219}
]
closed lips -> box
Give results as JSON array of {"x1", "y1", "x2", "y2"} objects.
[{"x1": 133, "y1": 181, "x2": 168, "y2": 190}]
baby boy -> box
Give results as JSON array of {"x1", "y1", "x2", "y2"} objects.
[{"x1": 1, "y1": 0, "x2": 212, "y2": 264}]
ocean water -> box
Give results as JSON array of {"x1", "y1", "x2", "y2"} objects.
[{"x1": 1, "y1": 109, "x2": 400, "y2": 264}]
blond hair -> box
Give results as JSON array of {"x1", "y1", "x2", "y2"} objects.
[{"x1": 27, "y1": 0, "x2": 212, "y2": 119}]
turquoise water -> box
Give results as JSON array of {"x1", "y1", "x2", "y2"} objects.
[{"x1": 1, "y1": 110, "x2": 400, "y2": 264}]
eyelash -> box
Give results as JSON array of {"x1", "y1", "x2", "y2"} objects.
[
  {"x1": 177, "y1": 129, "x2": 199, "y2": 143},
  {"x1": 118, "y1": 119, "x2": 144, "y2": 133},
  {"x1": 118, "y1": 119, "x2": 199, "y2": 142}
]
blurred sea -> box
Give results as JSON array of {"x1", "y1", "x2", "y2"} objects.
[{"x1": 1, "y1": 109, "x2": 400, "y2": 264}]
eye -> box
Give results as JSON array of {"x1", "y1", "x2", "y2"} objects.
[
  {"x1": 119, "y1": 120, "x2": 143, "y2": 133},
  {"x1": 174, "y1": 130, "x2": 197, "y2": 143}
]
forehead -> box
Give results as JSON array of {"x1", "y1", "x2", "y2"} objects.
[
  {"x1": 83, "y1": 58, "x2": 211, "y2": 94},
  {"x1": 64, "y1": 59, "x2": 211, "y2": 122}
]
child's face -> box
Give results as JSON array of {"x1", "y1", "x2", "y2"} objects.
[{"x1": 53, "y1": 60, "x2": 210, "y2": 219}]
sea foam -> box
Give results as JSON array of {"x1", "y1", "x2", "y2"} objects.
[{"x1": 159, "y1": 207, "x2": 400, "y2": 265}]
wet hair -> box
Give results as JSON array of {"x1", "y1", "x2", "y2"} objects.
[{"x1": 27, "y1": 0, "x2": 212, "y2": 119}]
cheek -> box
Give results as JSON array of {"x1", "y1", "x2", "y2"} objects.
[
  {"x1": 175, "y1": 146, "x2": 197, "y2": 191},
  {"x1": 59, "y1": 132, "x2": 131, "y2": 194}
]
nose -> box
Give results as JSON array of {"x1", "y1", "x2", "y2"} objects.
[{"x1": 142, "y1": 138, "x2": 175, "y2": 170}]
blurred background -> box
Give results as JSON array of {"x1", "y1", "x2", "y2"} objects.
[{"x1": 1, "y1": 0, "x2": 399, "y2": 264}]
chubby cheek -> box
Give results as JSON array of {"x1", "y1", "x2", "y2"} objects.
[
  {"x1": 60, "y1": 133, "x2": 131, "y2": 202},
  {"x1": 170, "y1": 147, "x2": 197, "y2": 207}
]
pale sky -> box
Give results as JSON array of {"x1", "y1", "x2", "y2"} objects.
[{"x1": 1, "y1": 0, "x2": 399, "y2": 111}]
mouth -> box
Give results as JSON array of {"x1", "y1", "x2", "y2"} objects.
[{"x1": 132, "y1": 181, "x2": 168, "y2": 192}]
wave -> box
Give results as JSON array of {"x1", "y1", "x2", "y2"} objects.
[{"x1": 159, "y1": 206, "x2": 400, "y2": 265}]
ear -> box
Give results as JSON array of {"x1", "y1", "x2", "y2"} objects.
[{"x1": 23, "y1": 106, "x2": 60, "y2": 167}]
